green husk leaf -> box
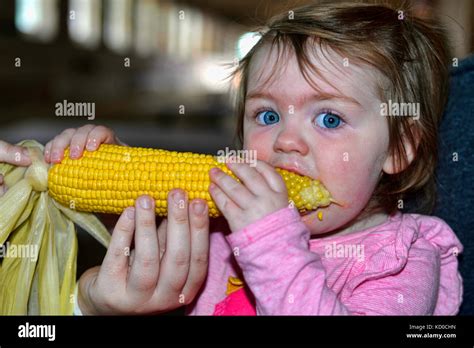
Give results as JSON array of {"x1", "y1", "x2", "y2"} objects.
[
  {"x1": 53, "y1": 200, "x2": 110, "y2": 248},
  {"x1": 0, "y1": 139, "x2": 108, "y2": 315},
  {"x1": 0, "y1": 179, "x2": 33, "y2": 246},
  {"x1": 37, "y1": 194, "x2": 60, "y2": 314},
  {"x1": 0, "y1": 191, "x2": 44, "y2": 314}
]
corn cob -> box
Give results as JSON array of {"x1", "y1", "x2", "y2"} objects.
[{"x1": 48, "y1": 145, "x2": 332, "y2": 217}]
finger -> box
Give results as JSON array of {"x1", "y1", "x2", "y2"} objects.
[
  {"x1": 208, "y1": 182, "x2": 241, "y2": 219},
  {"x1": 0, "y1": 141, "x2": 31, "y2": 166},
  {"x1": 44, "y1": 141, "x2": 53, "y2": 163},
  {"x1": 77, "y1": 266, "x2": 101, "y2": 315},
  {"x1": 157, "y1": 218, "x2": 167, "y2": 259},
  {"x1": 209, "y1": 167, "x2": 253, "y2": 208},
  {"x1": 100, "y1": 207, "x2": 135, "y2": 285},
  {"x1": 128, "y1": 249, "x2": 135, "y2": 268},
  {"x1": 128, "y1": 195, "x2": 160, "y2": 295},
  {"x1": 256, "y1": 160, "x2": 287, "y2": 193},
  {"x1": 226, "y1": 161, "x2": 269, "y2": 196},
  {"x1": 114, "y1": 135, "x2": 129, "y2": 147},
  {"x1": 180, "y1": 199, "x2": 209, "y2": 303},
  {"x1": 86, "y1": 126, "x2": 117, "y2": 152},
  {"x1": 50, "y1": 128, "x2": 76, "y2": 163},
  {"x1": 69, "y1": 124, "x2": 95, "y2": 159},
  {"x1": 156, "y1": 189, "x2": 191, "y2": 300}
]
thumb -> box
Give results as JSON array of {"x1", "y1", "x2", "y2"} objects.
[
  {"x1": 0, "y1": 141, "x2": 31, "y2": 166},
  {"x1": 77, "y1": 266, "x2": 101, "y2": 315}
]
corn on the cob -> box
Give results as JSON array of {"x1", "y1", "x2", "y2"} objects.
[{"x1": 48, "y1": 145, "x2": 332, "y2": 217}]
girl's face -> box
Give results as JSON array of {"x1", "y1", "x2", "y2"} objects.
[{"x1": 243, "y1": 44, "x2": 391, "y2": 236}]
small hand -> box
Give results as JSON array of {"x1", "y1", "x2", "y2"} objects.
[{"x1": 209, "y1": 160, "x2": 289, "y2": 232}]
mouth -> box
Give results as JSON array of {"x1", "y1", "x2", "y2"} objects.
[
  {"x1": 274, "y1": 161, "x2": 338, "y2": 215},
  {"x1": 276, "y1": 165, "x2": 311, "y2": 178}
]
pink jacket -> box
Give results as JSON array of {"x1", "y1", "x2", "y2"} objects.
[{"x1": 186, "y1": 207, "x2": 463, "y2": 315}]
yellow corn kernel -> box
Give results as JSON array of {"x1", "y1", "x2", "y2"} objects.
[{"x1": 48, "y1": 145, "x2": 333, "y2": 217}]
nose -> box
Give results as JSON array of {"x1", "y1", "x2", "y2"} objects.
[{"x1": 273, "y1": 126, "x2": 309, "y2": 155}]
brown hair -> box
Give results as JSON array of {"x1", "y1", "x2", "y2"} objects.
[{"x1": 231, "y1": 1, "x2": 450, "y2": 215}]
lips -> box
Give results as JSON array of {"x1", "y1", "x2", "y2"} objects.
[
  {"x1": 272, "y1": 156, "x2": 315, "y2": 178},
  {"x1": 276, "y1": 165, "x2": 311, "y2": 179}
]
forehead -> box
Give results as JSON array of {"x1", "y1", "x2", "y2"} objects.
[{"x1": 246, "y1": 41, "x2": 383, "y2": 106}]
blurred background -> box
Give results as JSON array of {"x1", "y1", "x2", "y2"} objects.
[
  {"x1": 0, "y1": 0, "x2": 473, "y2": 291},
  {"x1": 0, "y1": 0, "x2": 473, "y2": 153}
]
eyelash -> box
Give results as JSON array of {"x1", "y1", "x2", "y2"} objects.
[
  {"x1": 316, "y1": 108, "x2": 347, "y2": 131},
  {"x1": 251, "y1": 107, "x2": 347, "y2": 128},
  {"x1": 253, "y1": 106, "x2": 275, "y2": 119}
]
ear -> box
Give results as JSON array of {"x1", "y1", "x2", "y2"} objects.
[{"x1": 382, "y1": 122, "x2": 418, "y2": 175}]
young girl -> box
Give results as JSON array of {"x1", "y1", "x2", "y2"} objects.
[{"x1": 45, "y1": 2, "x2": 463, "y2": 315}]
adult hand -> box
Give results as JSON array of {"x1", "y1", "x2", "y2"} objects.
[{"x1": 0, "y1": 140, "x2": 32, "y2": 197}]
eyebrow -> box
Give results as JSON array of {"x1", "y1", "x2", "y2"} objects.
[{"x1": 246, "y1": 91, "x2": 362, "y2": 107}]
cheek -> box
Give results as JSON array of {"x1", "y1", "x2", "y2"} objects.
[
  {"x1": 243, "y1": 128, "x2": 274, "y2": 162},
  {"x1": 316, "y1": 137, "x2": 384, "y2": 208}
]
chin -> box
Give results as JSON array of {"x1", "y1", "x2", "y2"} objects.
[
  {"x1": 300, "y1": 209, "x2": 333, "y2": 235},
  {"x1": 300, "y1": 204, "x2": 355, "y2": 237}
]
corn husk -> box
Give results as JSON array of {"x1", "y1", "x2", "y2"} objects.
[{"x1": 0, "y1": 140, "x2": 110, "y2": 315}]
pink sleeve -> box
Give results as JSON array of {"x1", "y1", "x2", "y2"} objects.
[
  {"x1": 227, "y1": 207, "x2": 350, "y2": 315},
  {"x1": 226, "y1": 208, "x2": 461, "y2": 315}
]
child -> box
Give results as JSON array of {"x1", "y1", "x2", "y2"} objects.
[{"x1": 46, "y1": 1, "x2": 463, "y2": 315}]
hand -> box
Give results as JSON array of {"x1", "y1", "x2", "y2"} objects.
[
  {"x1": 77, "y1": 190, "x2": 210, "y2": 315},
  {"x1": 209, "y1": 160, "x2": 289, "y2": 232},
  {"x1": 44, "y1": 124, "x2": 126, "y2": 164},
  {"x1": 0, "y1": 140, "x2": 31, "y2": 166},
  {"x1": 0, "y1": 140, "x2": 32, "y2": 197}
]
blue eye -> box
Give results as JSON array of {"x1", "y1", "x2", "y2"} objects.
[
  {"x1": 256, "y1": 110, "x2": 280, "y2": 125},
  {"x1": 315, "y1": 112, "x2": 342, "y2": 129}
]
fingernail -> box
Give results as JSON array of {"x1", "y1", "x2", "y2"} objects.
[
  {"x1": 193, "y1": 201, "x2": 206, "y2": 215},
  {"x1": 126, "y1": 207, "x2": 135, "y2": 219},
  {"x1": 139, "y1": 196, "x2": 152, "y2": 210},
  {"x1": 70, "y1": 145, "x2": 80, "y2": 158},
  {"x1": 210, "y1": 167, "x2": 220, "y2": 176},
  {"x1": 51, "y1": 151, "x2": 61, "y2": 162},
  {"x1": 173, "y1": 190, "x2": 184, "y2": 205},
  {"x1": 86, "y1": 138, "x2": 97, "y2": 151}
]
